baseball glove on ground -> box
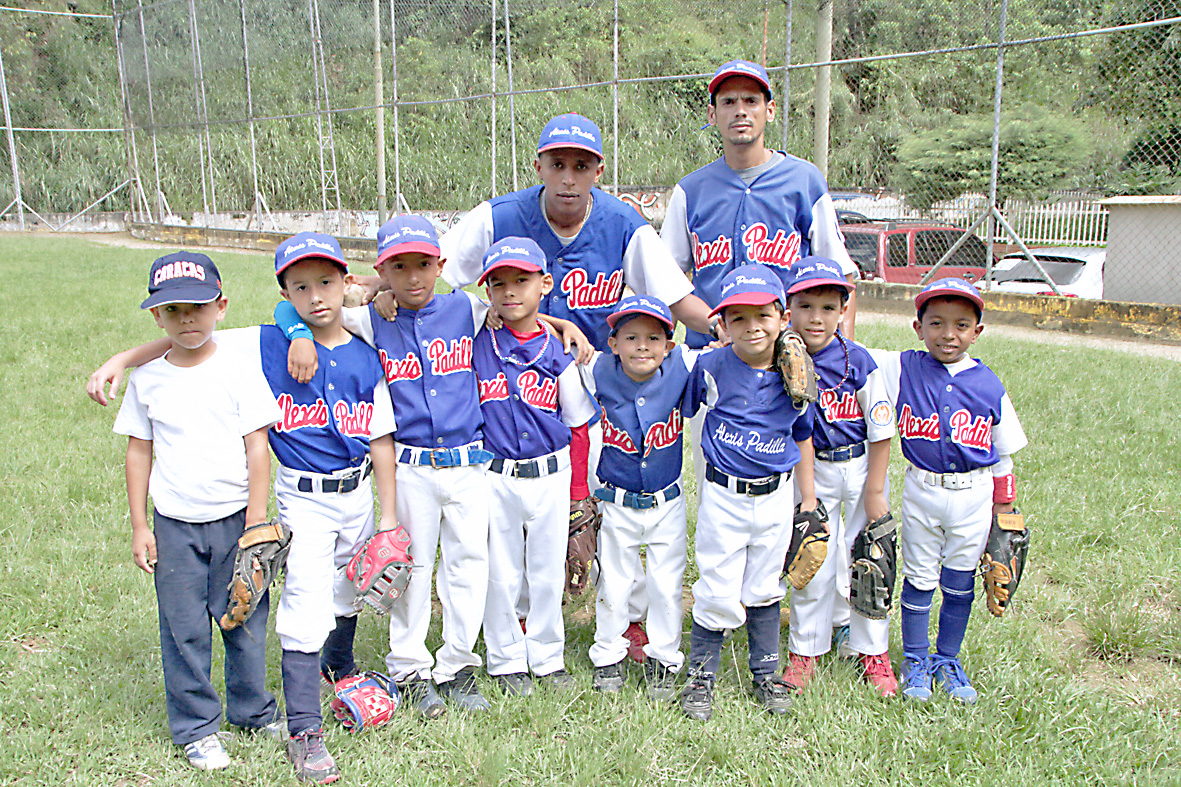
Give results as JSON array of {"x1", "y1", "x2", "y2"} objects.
[
  {"x1": 566, "y1": 497, "x2": 601, "y2": 597},
  {"x1": 330, "y1": 671, "x2": 400, "y2": 733},
  {"x1": 849, "y1": 512, "x2": 898, "y2": 620},
  {"x1": 980, "y1": 509, "x2": 1030, "y2": 617},
  {"x1": 220, "y1": 519, "x2": 292, "y2": 631},
  {"x1": 773, "y1": 328, "x2": 818, "y2": 405},
  {"x1": 346, "y1": 526, "x2": 414, "y2": 616},
  {"x1": 784, "y1": 501, "x2": 829, "y2": 590}
]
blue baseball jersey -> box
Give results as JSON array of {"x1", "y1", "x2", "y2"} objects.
[
  {"x1": 473, "y1": 326, "x2": 597, "y2": 460},
  {"x1": 662, "y1": 155, "x2": 856, "y2": 348},
  {"x1": 810, "y1": 336, "x2": 895, "y2": 451},
  {"x1": 580, "y1": 347, "x2": 697, "y2": 493},
  {"x1": 360, "y1": 292, "x2": 485, "y2": 449},
  {"x1": 440, "y1": 186, "x2": 694, "y2": 351},
  {"x1": 877, "y1": 349, "x2": 1026, "y2": 474},
  {"x1": 257, "y1": 325, "x2": 395, "y2": 474},
  {"x1": 685, "y1": 347, "x2": 814, "y2": 478}
]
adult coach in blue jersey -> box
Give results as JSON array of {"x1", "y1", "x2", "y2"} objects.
[
  {"x1": 661, "y1": 59, "x2": 859, "y2": 346},
  {"x1": 440, "y1": 112, "x2": 713, "y2": 349}
]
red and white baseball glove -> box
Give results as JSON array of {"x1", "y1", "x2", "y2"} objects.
[
  {"x1": 346, "y1": 526, "x2": 413, "y2": 616},
  {"x1": 330, "y1": 672, "x2": 400, "y2": 732}
]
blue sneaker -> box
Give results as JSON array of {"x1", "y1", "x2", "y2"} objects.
[
  {"x1": 900, "y1": 654, "x2": 933, "y2": 702},
  {"x1": 931, "y1": 655, "x2": 978, "y2": 704}
]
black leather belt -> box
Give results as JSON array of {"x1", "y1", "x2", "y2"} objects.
[{"x1": 705, "y1": 464, "x2": 789, "y2": 497}]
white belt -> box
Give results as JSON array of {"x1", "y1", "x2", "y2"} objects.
[{"x1": 909, "y1": 465, "x2": 991, "y2": 490}]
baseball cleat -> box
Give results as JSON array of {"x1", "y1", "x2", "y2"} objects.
[
  {"x1": 536, "y1": 669, "x2": 577, "y2": 691},
  {"x1": 285, "y1": 728, "x2": 339, "y2": 784},
  {"x1": 437, "y1": 667, "x2": 491, "y2": 712},
  {"x1": 397, "y1": 676, "x2": 446, "y2": 719},
  {"x1": 860, "y1": 652, "x2": 898, "y2": 697},
  {"x1": 679, "y1": 674, "x2": 716, "y2": 721},
  {"x1": 624, "y1": 622, "x2": 649, "y2": 663},
  {"x1": 495, "y1": 671, "x2": 533, "y2": 698},
  {"x1": 593, "y1": 660, "x2": 627, "y2": 693},
  {"x1": 900, "y1": 654, "x2": 933, "y2": 702},
  {"x1": 782, "y1": 652, "x2": 816, "y2": 692},
  {"x1": 183, "y1": 732, "x2": 230, "y2": 771},
  {"x1": 751, "y1": 674, "x2": 794, "y2": 715},
  {"x1": 643, "y1": 660, "x2": 678, "y2": 703},
  {"x1": 931, "y1": 655, "x2": 978, "y2": 704}
]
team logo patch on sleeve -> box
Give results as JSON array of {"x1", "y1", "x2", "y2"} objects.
[{"x1": 869, "y1": 401, "x2": 892, "y2": 427}]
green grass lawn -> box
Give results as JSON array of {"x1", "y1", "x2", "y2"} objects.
[{"x1": 2, "y1": 234, "x2": 1180, "y2": 786}]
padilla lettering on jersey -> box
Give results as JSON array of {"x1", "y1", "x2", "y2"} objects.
[
  {"x1": 561, "y1": 268, "x2": 624, "y2": 310},
  {"x1": 809, "y1": 337, "x2": 879, "y2": 451},
  {"x1": 818, "y1": 389, "x2": 862, "y2": 424},
  {"x1": 895, "y1": 350, "x2": 1005, "y2": 473},
  {"x1": 426, "y1": 336, "x2": 473, "y2": 376},
  {"x1": 741, "y1": 223, "x2": 802, "y2": 269},
  {"x1": 643, "y1": 409, "x2": 682, "y2": 457}
]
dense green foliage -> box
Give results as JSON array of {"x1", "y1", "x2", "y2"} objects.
[{"x1": 0, "y1": 0, "x2": 1177, "y2": 214}]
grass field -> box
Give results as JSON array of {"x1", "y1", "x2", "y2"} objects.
[{"x1": 2, "y1": 234, "x2": 1181, "y2": 787}]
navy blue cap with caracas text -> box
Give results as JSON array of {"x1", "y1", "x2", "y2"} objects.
[{"x1": 141, "y1": 251, "x2": 222, "y2": 309}]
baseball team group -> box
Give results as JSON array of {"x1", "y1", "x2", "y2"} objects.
[{"x1": 85, "y1": 59, "x2": 1030, "y2": 784}]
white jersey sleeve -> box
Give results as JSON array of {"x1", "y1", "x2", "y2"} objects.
[
  {"x1": 992, "y1": 393, "x2": 1028, "y2": 458},
  {"x1": 577, "y1": 350, "x2": 604, "y2": 397},
  {"x1": 370, "y1": 375, "x2": 397, "y2": 439},
  {"x1": 622, "y1": 223, "x2": 695, "y2": 306},
  {"x1": 659, "y1": 185, "x2": 694, "y2": 275},
  {"x1": 809, "y1": 192, "x2": 858, "y2": 277},
  {"x1": 558, "y1": 362, "x2": 597, "y2": 428},
  {"x1": 464, "y1": 290, "x2": 490, "y2": 334},
  {"x1": 113, "y1": 371, "x2": 153, "y2": 441},
  {"x1": 340, "y1": 305, "x2": 377, "y2": 347},
  {"x1": 440, "y1": 202, "x2": 495, "y2": 289},
  {"x1": 857, "y1": 362, "x2": 896, "y2": 443},
  {"x1": 866, "y1": 348, "x2": 902, "y2": 407}
]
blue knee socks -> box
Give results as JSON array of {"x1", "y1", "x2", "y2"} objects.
[
  {"x1": 745, "y1": 602, "x2": 782, "y2": 677},
  {"x1": 282, "y1": 649, "x2": 323, "y2": 736},
  {"x1": 688, "y1": 621, "x2": 724, "y2": 677},
  {"x1": 900, "y1": 579, "x2": 934, "y2": 660},
  {"x1": 320, "y1": 615, "x2": 358, "y2": 683},
  {"x1": 936, "y1": 567, "x2": 976, "y2": 659}
]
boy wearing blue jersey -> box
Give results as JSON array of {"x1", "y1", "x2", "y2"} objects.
[
  {"x1": 872, "y1": 279, "x2": 1027, "y2": 704},
  {"x1": 471, "y1": 237, "x2": 598, "y2": 695},
  {"x1": 779, "y1": 259, "x2": 898, "y2": 698},
  {"x1": 579, "y1": 295, "x2": 697, "y2": 701},
  {"x1": 680, "y1": 264, "x2": 821, "y2": 721}
]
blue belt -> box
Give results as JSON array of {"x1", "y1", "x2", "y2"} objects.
[
  {"x1": 489, "y1": 454, "x2": 561, "y2": 479},
  {"x1": 594, "y1": 482, "x2": 681, "y2": 510},
  {"x1": 397, "y1": 443, "x2": 493, "y2": 467},
  {"x1": 705, "y1": 464, "x2": 789, "y2": 497},
  {"x1": 815, "y1": 442, "x2": 867, "y2": 462}
]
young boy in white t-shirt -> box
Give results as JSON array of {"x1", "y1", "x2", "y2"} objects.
[{"x1": 112, "y1": 253, "x2": 281, "y2": 771}]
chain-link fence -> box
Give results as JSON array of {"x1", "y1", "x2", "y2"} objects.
[{"x1": 1, "y1": 0, "x2": 1179, "y2": 302}]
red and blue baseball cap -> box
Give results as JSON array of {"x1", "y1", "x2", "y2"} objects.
[
  {"x1": 709, "y1": 263, "x2": 786, "y2": 317},
  {"x1": 141, "y1": 251, "x2": 222, "y2": 309},
  {"x1": 537, "y1": 113, "x2": 604, "y2": 160},
  {"x1": 274, "y1": 231, "x2": 347, "y2": 279},
  {"x1": 607, "y1": 294, "x2": 675, "y2": 337},
  {"x1": 915, "y1": 277, "x2": 985, "y2": 314},
  {"x1": 477, "y1": 236, "x2": 548, "y2": 285},
  {"x1": 376, "y1": 215, "x2": 441, "y2": 266},
  {"x1": 709, "y1": 59, "x2": 773, "y2": 99},
  {"x1": 786, "y1": 256, "x2": 856, "y2": 296}
]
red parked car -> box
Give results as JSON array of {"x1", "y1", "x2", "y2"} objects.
[{"x1": 838, "y1": 217, "x2": 993, "y2": 284}]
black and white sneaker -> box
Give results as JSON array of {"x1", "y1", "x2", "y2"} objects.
[
  {"x1": 751, "y1": 673, "x2": 794, "y2": 715},
  {"x1": 643, "y1": 660, "x2": 678, "y2": 703},
  {"x1": 495, "y1": 671, "x2": 533, "y2": 697},
  {"x1": 679, "y1": 673, "x2": 716, "y2": 721},
  {"x1": 593, "y1": 660, "x2": 626, "y2": 693},
  {"x1": 437, "y1": 667, "x2": 491, "y2": 712},
  {"x1": 536, "y1": 668, "x2": 577, "y2": 691},
  {"x1": 397, "y1": 675, "x2": 446, "y2": 719}
]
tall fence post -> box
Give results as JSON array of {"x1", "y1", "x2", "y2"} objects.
[
  {"x1": 612, "y1": 0, "x2": 619, "y2": 192},
  {"x1": 780, "y1": 0, "x2": 792, "y2": 151},
  {"x1": 390, "y1": 0, "x2": 402, "y2": 212},
  {"x1": 812, "y1": 0, "x2": 832, "y2": 175},
  {"x1": 239, "y1": 0, "x2": 262, "y2": 229},
  {"x1": 0, "y1": 42, "x2": 25, "y2": 229},
  {"x1": 985, "y1": 0, "x2": 1010, "y2": 284},
  {"x1": 135, "y1": 0, "x2": 163, "y2": 221},
  {"x1": 186, "y1": 0, "x2": 210, "y2": 219},
  {"x1": 504, "y1": 0, "x2": 517, "y2": 191},
  {"x1": 490, "y1": 0, "x2": 496, "y2": 194},
  {"x1": 374, "y1": 0, "x2": 386, "y2": 224}
]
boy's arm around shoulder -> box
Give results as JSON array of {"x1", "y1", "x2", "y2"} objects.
[{"x1": 87, "y1": 337, "x2": 172, "y2": 406}]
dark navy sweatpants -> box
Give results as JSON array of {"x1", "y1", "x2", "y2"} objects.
[{"x1": 153, "y1": 508, "x2": 278, "y2": 745}]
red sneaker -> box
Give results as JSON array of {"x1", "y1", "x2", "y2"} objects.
[
  {"x1": 623, "y1": 622, "x2": 648, "y2": 663},
  {"x1": 782, "y1": 652, "x2": 816, "y2": 691},
  {"x1": 861, "y1": 652, "x2": 898, "y2": 697},
  {"x1": 518, "y1": 617, "x2": 527, "y2": 634}
]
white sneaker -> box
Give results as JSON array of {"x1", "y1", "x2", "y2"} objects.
[{"x1": 183, "y1": 732, "x2": 230, "y2": 770}]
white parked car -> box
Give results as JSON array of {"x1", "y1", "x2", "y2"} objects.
[{"x1": 989, "y1": 246, "x2": 1106, "y2": 299}]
